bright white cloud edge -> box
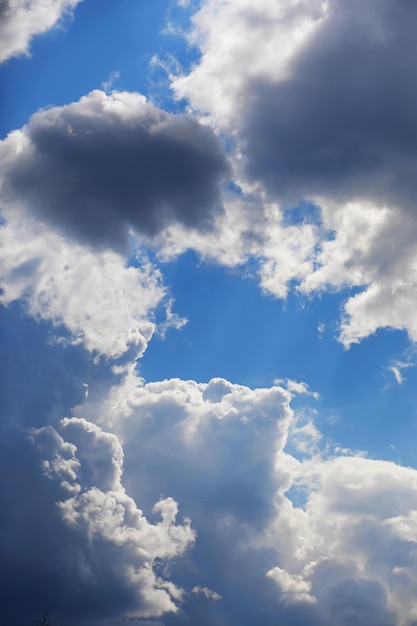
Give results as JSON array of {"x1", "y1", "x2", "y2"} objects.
[
  {"x1": 0, "y1": 0, "x2": 83, "y2": 63},
  {"x1": 28, "y1": 369, "x2": 417, "y2": 624}
]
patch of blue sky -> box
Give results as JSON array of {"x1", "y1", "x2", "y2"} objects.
[
  {"x1": 140, "y1": 249, "x2": 417, "y2": 467},
  {"x1": 281, "y1": 199, "x2": 323, "y2": 227}
]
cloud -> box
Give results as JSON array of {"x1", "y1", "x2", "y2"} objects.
[
  {"x1": 176, "y1": 0, "x2": 417, "y2": 212},
  {"x1": 300, "y1": 201, "x2": 417, "y2": 345},
  {"x1": 3, "y1": 355, "x2": 417, "y2": 624},
  {"x1": 267, "y1": 567, "x2": 315, "y2": 605},
  {"x1": 0, "y1": 90, "x2": 229, "y2": 250},
  {"x1": 191, "y1": 585, "x2": 222, "y2": 601},
  {"x1": 262, "y1": 454, "x2": 417, "y2": 625},
  {"x1": 72, "y1": 369, "x2": 417, "y2": 625},
  {"x1": 0, "y1": 0, "x2": 83, "y2": 63},
  {"x1": 0, "y1": 210, "x2": 165, "y2": 358},
  {"x1": 240, "y1": 0, "x2": 417, "y2": 211},
  {"x1": 26, "y1": 417, "x2": 195, "y2": 622},
  {"x1": 170, "y1": 0, "x2": 417, "y2": 347},
  {"x1": 173, "y1": 0, "x2": 327, "y2": 128}
]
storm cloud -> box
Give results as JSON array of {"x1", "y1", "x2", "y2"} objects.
[{"x1": 0, "y1": 90, "x2": 229, "y2": 250}]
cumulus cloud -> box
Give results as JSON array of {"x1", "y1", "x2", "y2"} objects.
[
  {"x1": 0, "y1": 90, "x2": 229, "y2": 250},
  {"x1": 70, "y1": 369, "x2": 417, "y2": 625},
  {"x1": 0, "y1": 210, "x2": 164, "y2": 358},
  {"x1": 3, "y1": 355, "x2": 417, "y2": 624},
  {"x1": 78, "y1": 372, "x2": 293, "y2": 530},
  {"x1": 169, "y1": 0, "x2": 417, "y2": 346},
  {"x1": 176, "y1": 0, "x2": 417, "y2": 210},
  {"x1": 261, "y1": 453, "x2": 417, "y2": 625},
  {"x1": 0, "y1": 0, "x2": 83, "y2": 63},
  {"x1": 240, "y1": 0, "x2": 417, "y2": 210},
  {"x1": 267, "y1": 567, "x2": 315, "y2": 605},
  {"x1": 28, "y1": 417, "x2": 195, "y2": 621},
  {"x1": 173, "y1": 0, "x2": 327, "y2": 127}
]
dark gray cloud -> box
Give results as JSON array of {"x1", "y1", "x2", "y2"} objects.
[
  {"x1": 1, "y1": 90, "x2": 229, "y2": 250},
  {"x1": 242, "y1": 0, "x2": 417, "y2": 210},
  {"x1": 0, "y1": 0, "x2": 10, "y2": 19}
]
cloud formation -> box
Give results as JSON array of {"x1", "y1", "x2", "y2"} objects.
[
  {"x1": 1, "y1": 415, "x2": 194, "y2": 625},
  {"x1": 2, "y1": 335, "x2": 417, "y2": 625},
  {"x1": 171, "y1": 0, "x2": 417, "y2": 345},
  {"x1": 0, "y1": 211, "x2": 164, "y2": 358},
  {"x1": 73, "y1": 370, "x2": 417, "y2": 625},
  {"x1": 0, "y1": 90, "x2": 229, "y2": 250},
  {"x1": 3, "y1": 3, "x2": 417, "y2": 624},
  {"x1": 241, "y1": 0, "x2": 417, "y2": 211},
  {"x1": 0, "y1": 0, "x2": 83, "y2": 63}
]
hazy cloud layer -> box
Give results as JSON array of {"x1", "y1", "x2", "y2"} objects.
[
  {"x1": 0, "y1": 0, "x2": 82, "y2": 63},
  {"x1": 0, "y1": 90, "x2": 229, "y2": 250}
]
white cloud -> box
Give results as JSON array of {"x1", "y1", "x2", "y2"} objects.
[
  {"x1": 0, "y1": 0, "x2": 83, "y2": 63},
  {"x1": 263, "y1": 455, "x2": 417, "y2": 624},
  {"x1": 168, "y1": 0, "x2": 417, "y2": 349},
  {"x1": 267, "y1": 566, "x2": 316, "y2": 605},
  {"x1": 172, "y1": 0, "x2": 328, "y2": 129},
  {"x1": 73, "y1": 368, "x2": 417, "y2": 624},
  {"x1": 30, "y1": 416, "x2": 195, "y2": 619},
  {"x1": 300, "y1": 201, "x2": 417, "y2": 347},
  {"x1": 276, "y1": 378, "x2": 320, "y2": 399},
  {"x1": 191, "y1": 585, "x2": 222, "y2": 601},
  {"x1": 0, "y1": 212, "x2": 164, "y2": 358}
]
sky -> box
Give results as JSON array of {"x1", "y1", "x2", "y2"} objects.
[{"x1": 2, "y1": 1, "x2": 417, "y2": 624}]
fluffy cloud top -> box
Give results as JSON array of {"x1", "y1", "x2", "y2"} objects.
[
  {"x1": 22, "y1": 416, "x2": 196, "y2": 622},
  {"x1": 0, "y1": 0, "x2": 83, "y2": 63},
  {"x1": 70, "y1": 371, "x2": 417, "y2": 625},
  {"x1": 0, "y1": 90, "x2": 229, "y2": 250},
  {"x1": 3, "y1": 350, "x2": 417, "y2": 624}
]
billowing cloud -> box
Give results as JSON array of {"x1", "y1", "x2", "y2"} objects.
[
  {"x1": 71, "y1": 369, "x2": 417, "y2": 625},
  {"x1": 1, "y1": 415, "x2": 194, "y2": 626},
  {"x1": 175, "y1": 0, "x2": 417, "y2": 210},
  {"x1": 0, "y1": 89, "x2": 229, "y2": 250},
  {"x1": 3, "y1": 350, "x2": 417, "y2": 624},
  {"x1": 0, "y1": 211, "x2": 164, "y2": 358},
  {"x1": 170, "y1": 0, "x2": 417, "y2": 346},
  {"x1": 0, "y1": 0, "x2": 83, "y2": 63},
  {"x1": 3, "y1": 3, "x2": 417, "y2": 624},
  {"x1": 240, "y1": 0, "x2": 417, "y2": 211},
  {"x1": 263, "y1": 454, "x2": 417, "y2": 625}
]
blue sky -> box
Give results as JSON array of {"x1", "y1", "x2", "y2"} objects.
[{"x1": 2, "y1": 1, "x2": 417, "y2": 625}]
